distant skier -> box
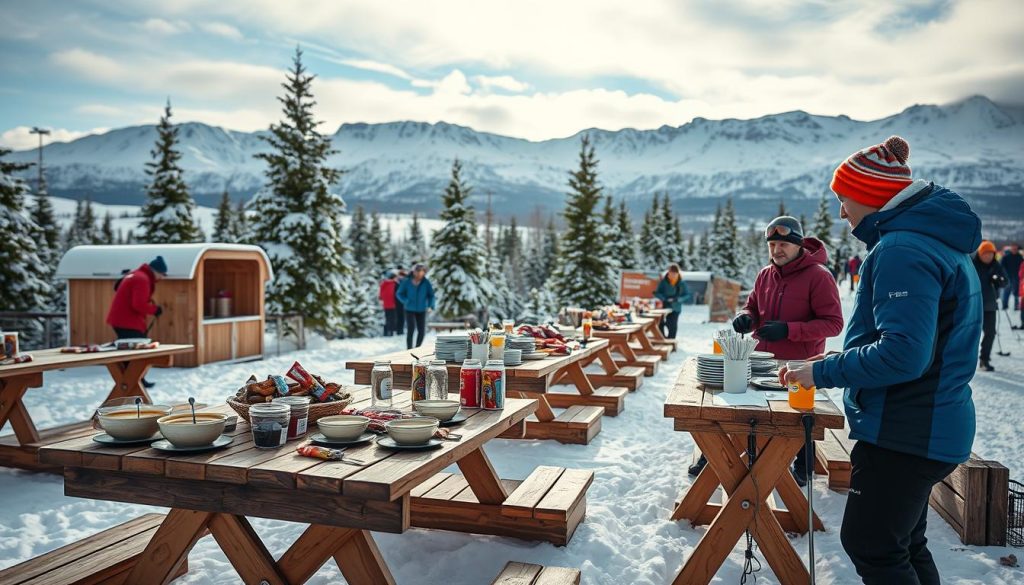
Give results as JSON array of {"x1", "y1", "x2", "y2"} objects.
[
  {"x1": 847, "y1": 254, "x2": 862, "y2": 291},
  {"x1": 379, "y1": 270, "x2": 398, "y2": 337},
  {"x1": 1000, "y1": 243, "x2": 1021, "y2": 311},
  {"x1": 973, "y1": 241, "x2": 1007, "y2": 371},
  {"x1": 653, "y1": 263, "x2": 690, "y2": 339}
]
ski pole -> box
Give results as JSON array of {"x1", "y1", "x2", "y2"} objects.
[
  {"x1": 802, "y1": 413, "x2": 816, "y2": 585},
  {"x1": 146, "y1": 312, "x2": 160, "y2": 336},
  {"x1": 1002, "y1": 308, "x2": 1022, "y2": 343}
]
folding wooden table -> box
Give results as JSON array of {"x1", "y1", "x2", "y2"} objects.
[
  {"x1": 0, "y1": 344, "x2": 193, "y2": 471},
  {"x1": 663, "y1": 358, "x2": 845, "y2": 585}
]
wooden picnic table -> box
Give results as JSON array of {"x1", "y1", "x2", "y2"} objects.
[
  {"x1": 585, "y1": 321, "x2": 665, "y2": 376},
  {"x1": 0, "y1": 344, "x2": 193, "y2": 472},
  {"x1": 663, "y1": 358, "x2": 845, "y2": 585},
  {"x1": 38, "y1": 389, "x2": 592, "y2": 584},
  {"x1": 347, "y1": 338, "x2": 628, "y2": 445},
  {"x1": 639, "y1": 308, "x2": 678, "y2": 351}
]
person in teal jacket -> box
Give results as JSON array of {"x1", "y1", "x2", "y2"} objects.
[
  {"x1": 395, "y1": 264, "x2": 435, "y2": 349},
  {"x1": 783, "y1": 136, "x2": 982, "y2": 585},
  {"x1": 654, "y1": 263, "x2": 690, "y2": 338}
]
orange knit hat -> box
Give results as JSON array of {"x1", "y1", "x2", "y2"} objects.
[
  {"x1": 831, "y1": 136, "x2": 913, "y2": 208},
  {"x1": 978, "y1": 241, "x2": 997, "y2": 255}
]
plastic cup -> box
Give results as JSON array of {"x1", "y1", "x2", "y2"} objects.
[
  {"x1": 786, "y1": 361, "x2": 816, "y2": 410},
  {"x1": 713, "y1": 339, "x2": 722, "y2": 354},
  {"x1": 502, "y1": 319, "x2": 515, "y2": 334}
]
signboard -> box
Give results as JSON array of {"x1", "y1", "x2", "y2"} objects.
[
  {"x1": 619, "y1": 270, "x2": 661, "y2": 301},
  {"x1": 709, "y1": 276, "x2": 742, "y2": 323}
]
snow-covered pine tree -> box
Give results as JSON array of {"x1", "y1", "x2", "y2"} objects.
[
  {"x1": 138, "y1": 100, "x2": 202, "y2": 244},
  {"x1": 681, "y1": 234, "x2": 696, "y2": 271},
  {"x1": 347, "y1": 205, "x2": 372, "y2": 268},
  {"x1": 232, "y1": 199, "x2": 248, "y2": 243},
  {"x1": 551, "y1": 135, "x2": 617, "y2": 308},
  {"x1": 832, "y1": 224, "x2": 853, "y2": 279},
  {"x1": 710, "y1": 198, "x2": 743, "y2": 281},
  {"x1": 100, "y1": 212, "x2": 115, "y2": 244},
  {"x1": 641, "y1": 194, "x2": 670, "y2": 268},
  {"x1": 612, "y1": 200, "x2": 638, "y2": 270},
  {"x1": 777, "y1": 200, "x2": 788, "y2": 217},
  {"x1": 523, "y1": 216, "x2": 559, "y2": 292},
  {"x1": 63, "y1": 199, "x2": 98, "y2": 250},
  {"x1": 660, "y1": 193, "x2": 683, "y2": 265},
  {"x1": 337, "y1": 255, "x2": 382, "y2": 338},
  {"x1": 212, "y1": 191, "x2": 234, "y2": 242},
  {"x1": 245, "y1": 47, "x2": 350, "y2": 331},
  {"x1": 695, "y1": 229, "x2": 711, "y2": 271},
  {"x1": 639, "y1": 207, "x2": 654, "y2": 265},
  {"x1": 741, "y1": 221, "x2": 764, "y2": 288},
  {"x1": 521, "y1": 287, "x2": 558, "y2": 325},
  {"x1": 431, "y1": 159, "x2": 487, "y2": 319},
  {"x1": 404, "y1": 213, "x2": 428, "y2": 266},
  {"x1": 597, "y1": 196, "x2": 622, "y2": 293},
  {"x1": 368, "y1": 212, "x2": 387, "y2": 272},
  {"x1": 0, "y1": 148, "x2": 52, "y2": 341},
  {"x1": 500, "y1": 217, "x2": 526, "y2": 295},
  {"x1": 484, "y1": 244, "x2": 522, "y2": 322},
  {"x1": 810, "y1": 194, "x2": 834, "y2": 252},
  {"x1": 30, "y1": 174, "x2": 60, "y2": 265}
]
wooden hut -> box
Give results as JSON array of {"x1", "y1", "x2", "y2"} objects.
[{"x1": 56, "y1": 244, "x2": 273, "y2": 367}]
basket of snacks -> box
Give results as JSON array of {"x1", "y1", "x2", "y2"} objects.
[{"x1": 228, "y1": 361, "x2": 352, "y2": 425}]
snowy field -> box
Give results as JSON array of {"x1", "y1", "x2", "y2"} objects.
[{"x1": 1, "y1": 289, "x2": 1023, "y2": 584}]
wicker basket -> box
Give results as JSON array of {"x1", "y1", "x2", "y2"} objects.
[{"x1": 227, "y1": 392, "x2": 352, "y2": 426}]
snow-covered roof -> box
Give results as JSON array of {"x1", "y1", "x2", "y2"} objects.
[
  {"x1": 681, "y1": 271, "x2": 712, "y2": 282},
  {"x1": 56, "y1": 244, "x2": 273, "y2": 280}
]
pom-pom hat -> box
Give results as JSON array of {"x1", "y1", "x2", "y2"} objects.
[{"x1": 831, "y1": 135, "x2": 914, "y2": 208}]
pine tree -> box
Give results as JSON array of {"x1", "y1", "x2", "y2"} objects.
[
  {"x1": 695, "y1": 229, "x2": 711, "y2": 271},
  {"x1": 610, "y1": 200, "x2": 638, "y2": 269},
  {"x1": 706, "y1": 200, "x2": 742, "y2": 281},
  {"x1": 100, "y1": 212, "x2": 115, "y2": 244},
  {"x1": 742, "y1": 221, "x2": 765, "y2": 288},
  {"x1": 777, "y1": 200, "x2": 788, "y2": 217},
  {"x1": 347, "y1": 206, "x2": 373, "y2": 268},
  {"x1": 338, "y1": 264, "x2": 383, "y2": 338},
  {"x1": 232, "y1": 199, "x2": 248, "y2": 242},
  {"x1": 245, "y1": 47, "x2": 350, "y2": 331},
  {"x1": 523, "y1": 216, "x2": 559, "y2": 292},
  {"x1": 551, "y1": 135, "x2": 617, "y2": 308},
  {"x1": 681, "y1": 234, "x2": 696, "y2": 271},
  {"x1": 431, "y1": 159, "x2": 488, "y2": 319},
  {"x1": 30, "y1": 174, "x2": 60, "y2": 263},
  {"x1": 597, "y1": 196, "x2": 621, "y2": 293},
  {"x1": 640, "y1": 194, "x2": 670, "y2": 268},
  {"x1": 500, "y1": 217, "x2": 525, "y2": 295},
  {"x1": 368, "y1": 212, "x2": 387, "y2": 272},
  {"x1": 138, "y1": 100, "x2": 202, "y2": 243},
  {"x1": 64, "y1": 199, "x2": 99, "y2": 250},
  {"x1": 810, "y1": 194, "x2": 834, "y2": 251},
  {"x1": 404, "y1": 213, "x2": 428, "y2": 266},
  {"x1": 521, "y1": 287, "x2": 558, "y2": 325},
  {"x1": 212, "y1": 191, "x2": 234, "y2": 242},
  {"x1": 661, "y1": 193, "x2": 683, "y2": 265},
  {"x1": 0, "y1": 148, "x2": 52, "y2": 340}
]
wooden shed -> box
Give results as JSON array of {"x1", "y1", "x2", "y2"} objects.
[{"x1": 56, "y1": 244, "x2": 273, "y2": 367}]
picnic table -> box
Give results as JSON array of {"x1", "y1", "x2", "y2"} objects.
[
  {"x1": 663, "y1": 358, "x2": 845, "y2": 585},
  {"x1": 39, "y1": 388, "x2": 593, "y2": 583},
  {"x1": 347, "y1": 338, "x2": 628, "y2": 445},
  {"x1": 585, "y1": 321, "x2": 666, "y2": 376},
  {"x1": 639, "y1": 308, "x2": 678, "y2": 351},
  {"x1": 0, "y1": 344, "x2": 193, "y2": 472}
]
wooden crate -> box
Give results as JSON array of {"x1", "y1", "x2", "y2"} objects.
[{"x1": 929, "y1": 455, "x2": 1009, "y2": 546}]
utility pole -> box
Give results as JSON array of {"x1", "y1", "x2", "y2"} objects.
[{"x1": 29, "y1": 126, "x2": 50, "y2": 193}]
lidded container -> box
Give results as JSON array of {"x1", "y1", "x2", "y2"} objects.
[
  {"x1": 371, "y1": 360, "x2": 394, "y2": 409},
  {"x1": 427, "y1": 360, "x2": 449, "y2": 400},
  {"x1": 272, "y1": 395, "x2": 311, "y2": 439},
  {"x1": 250, "y1": 403, "x2": 290, "y2": 449}
]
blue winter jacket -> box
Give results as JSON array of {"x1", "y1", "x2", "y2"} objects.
[
  {"x1": 396, "y1": 277, "x2": 435, "y2": 313},
  {"x1": 813, "y1": 182, "x2": 982, "y2": 464},
  {"x1": 654, "y1": 276, "x2": 691, "y2": 312}
]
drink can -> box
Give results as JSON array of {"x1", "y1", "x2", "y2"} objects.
[
  {"x1": 459, "y1": 359, "x2": 482, "y2": 408},
  {"x1": 411, "y1": 359, "x2": 428, "y2": 401},
  {"x1": 482, "y1": 360, "x2": 505, "y2": 410}
]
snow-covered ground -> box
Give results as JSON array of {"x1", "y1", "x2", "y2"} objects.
[{"x1": 1, "y1": 289, "x2": 1022, "y2": 584}]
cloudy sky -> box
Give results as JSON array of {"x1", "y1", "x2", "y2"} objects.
[{"x1": 2, "y1": 0, "x2": 1021, "y2": 149}]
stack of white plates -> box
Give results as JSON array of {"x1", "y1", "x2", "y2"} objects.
[
  {"x1": 507, "y1": 335, "x2": 535, "y2": 352},
  {"x1": 750, "y1": 351, "x2": 778, "y2": 377},
  {"x1": 696, "y1": 354, "x2": 752, "y2": 386},
  {"x1": 436, "y1": 334, "x2": 470, "y2": 362}
]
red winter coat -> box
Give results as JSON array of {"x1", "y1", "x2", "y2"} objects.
[
  {"x1": 1019, "y1": 263, "x2": 1024, "y2": 298},
  {"x1": 379, "y1": 279, "x2": 397, "y2": 310},
  {"x1": 740, "y1": 237, "x2": 844, "y2": 360},
  {"x1": 106, "y1": 264, "x2": 159, "y2": 332}
]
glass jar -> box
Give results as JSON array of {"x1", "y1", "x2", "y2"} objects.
[
  {"x1": 272, "y1": 396, "x2": 311, "y2": 440},
  {"x1": 250, "y1": 403, "x2": 291, "y2": 449},
  {"x1": 371, "y1": 360, "x2": 394, "y2": 409},
  {"x1": 426, "y1": 360, "x2": 449, "y2": 400}
]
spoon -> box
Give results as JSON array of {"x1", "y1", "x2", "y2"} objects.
[
  {"x1": 135, "y1": 397, "x2": 142, "y2": 419},
  {"x1": 188, "y1": 397, "x2": 196, "y2": 424}
]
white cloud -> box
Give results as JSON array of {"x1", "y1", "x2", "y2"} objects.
[
  {"x1": 142, "y1": 18, "x2": 191, "y2": 35},
  {"x1": 473, "y1": 75, "x2": 530, "y2": 93},
  {"x1": 50, "y1": 49, "x2": 127, "y2": 83},
  {"x1": 199, "y1": 22, "x2": 244, "y2": 40},
  {"x1": 337, "y1": 59, "x2": 413, "y2": 80},
  {"x1": 0, "y1": 126, "x2": 109, "y2": 150}
]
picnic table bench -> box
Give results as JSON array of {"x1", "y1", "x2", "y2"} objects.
[
  {"x1": 38, "y1": 388, "x2": 593, "y2": 584},
  {"x1": 664, "y1": 358, "x2": 845, "y2": 585},
  {"x1": 348, "y1": 338, "x2": 628, "y2": 445},
  {"x1": 0, "y1": 344, "x2": 193, "y2": 472}
]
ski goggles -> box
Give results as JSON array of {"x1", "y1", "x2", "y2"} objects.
[
  {"x1": 764, "y1": 218, "x2": 803, "y2": 243},
  {"x1": 765, "y1": 224, "x2": 794, "y2": 239}
]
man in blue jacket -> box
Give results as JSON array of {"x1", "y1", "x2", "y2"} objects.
[
  {"x1": 395, "y1": 263, "x2": 435, "y2": 349},
  {"x1": 784, "y1": 136, "x2": 982, "y2": 585}
]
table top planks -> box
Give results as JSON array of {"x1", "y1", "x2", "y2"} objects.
[
  {"x1": 664, "y1": 358, "x2": 845, "y2": 430},
  {"x1": 0, "y1": 345, "x2": 194, "y2": 378}
]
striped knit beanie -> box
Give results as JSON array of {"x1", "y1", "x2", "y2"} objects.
[{"x1": 831, "y1": 135, "x2": 913, "y2": 208}]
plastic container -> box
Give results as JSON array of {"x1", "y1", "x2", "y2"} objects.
[
  {"x1": 489, "y1": 333, "x2": 506, "y2": 361},
  {"x1": 482, "y1": 360, "x2": 505, "y2": 410},
  {"x1": 723, "y1": 359, "x2": 748, "y2": 394},
  {"x1": 272, "y1": 396, "x2": 311, "y2": 440},
  {"x1": 250, "y1": 403, "x2": 291, "y2": 449},
  {"x1": 786, "y1": 361, "x2": 816, "y2": 410},
  {"x1": 459, "y1": 359, "x2": 482, "y2": 408},
  {"x1": 427, "y1": 360, "x2": 449, "y2": 400}
]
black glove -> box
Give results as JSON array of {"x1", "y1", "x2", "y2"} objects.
[
  {"x1": 155, "y1": 306, "x2": 164, "y2": 317},
  {"x1": 756, "y1": 321, "x2": 788, "y2": 342},
  {"x1": 732, "y1": 313, "x2": 754, "y2": 334}
]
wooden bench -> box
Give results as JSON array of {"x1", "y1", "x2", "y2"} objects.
[
  {"x1": 545, "y1": 385, "x2": 627, "y2": 416},
  {"x1": 410, "y1": 465, "x2": 593, "y2": 546},
  {"x1": 491, "y1": 561, "x2": 581, "y2": 584},
  {"x1": 929, "y1": 454, "x2": 1009, "y2": 546},
  {"x1": 614, "y1": 354, "x2": 660, "y2": 376},
  {"x1": 0, "y1": 513, "x2": 189, "y2": 585},
  {"x1": 814, "y1": 427, "x2": 853, "y2": 492}
]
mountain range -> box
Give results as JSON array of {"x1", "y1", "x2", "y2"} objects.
[{"x1": 9, "y1": 95, "x2": 1024, "y2": 231}]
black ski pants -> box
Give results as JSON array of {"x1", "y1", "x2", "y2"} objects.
[
  {"x1": 840, "y1": 441, "x2": 956, "y2": 585},
  {"x1": 980, "y1": 310, "x2": 996, "y2": 363},
  {"x1": 405, "y1": 311, "x2": 426, "y2": 349}
]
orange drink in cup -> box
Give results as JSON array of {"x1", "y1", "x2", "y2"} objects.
[
  {"x1": 582, "y1": 316, "x2": 593, "y2": 340},
  {"x1": 713, "y1": 339, "x2": 722, "y2": 354},
  {"x1": 785, "y1": 361, "x2": 816, "y2": 410}
]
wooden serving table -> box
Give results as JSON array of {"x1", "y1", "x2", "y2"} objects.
[
  {"x1": 0, "y1": 344, "x2": 193, "y2": 472},
  {"x1": 347, "y1": 338, "x2": 628, "y2": 445},
  {"x1": 663, "y1": 358, "x2": 845, "y2": 585},
  {"x1": 39, "y1": 390, "x2": 594, "y2": 584},
  {"x1": 586, "y1": 322, "x2": 665, "y2": 376}
]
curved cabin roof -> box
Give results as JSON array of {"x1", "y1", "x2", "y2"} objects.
[{"x1": 56, "y1": 243, "x2": 274, "y2": 280}]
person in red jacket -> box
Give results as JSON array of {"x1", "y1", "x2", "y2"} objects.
[
  {"x1": 379, "y1": 270, "x2": 398, "y2": 337},
  {"x1": 691, "y1": 217, "x2": 845, "y2": 483},
  {"x1": 106, "y1": 256, "x2": 166, "y2": 387},
  {"x1": 847, "y1": 254, "x2": 863, "y2": 291}
]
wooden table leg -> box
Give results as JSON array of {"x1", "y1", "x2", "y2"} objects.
[
  {"x1": 610, "y1": 337, "x2": 639, "y2": 362},
  {"x1": 515, "y1": 391, "x2": 555, "y2": 422},
  {"x1": 279, "y1": 525, "x2": 358, "y2": 584},
  {"x1": 105, "y1": 357, "x2": 168, "y2": 404},
  {"x1": 0, "y1": 374, "x2": 43, "y2": 446},
  {"x1": 562, "y1": 361, "x2": 595, "y2": 396},
  {"x1": 124, "y1": 509, "x2": 212, "y2": 585},
  {"x1": 595, "y1": 346, "x2": 620, "y2": 375},
  {"x1": 333, "y1": 530, "x2": 396, "y2": 585},
  {"x1": 208, "y1": 514, "x2": 288, "y2": 585},
  {"x1": 458, "y1": 447, "x2": 509, "y2": 505},
  {"x1": 676, "y1": 431, "x2": 809, "y2": 585},
  {"x1": 647, "y1": 316, "x2": 668, "y2": 342}
]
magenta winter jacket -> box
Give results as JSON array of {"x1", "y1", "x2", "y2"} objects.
[{"x1": 740, "y1": 237, "x2": 844, "y2": 360}]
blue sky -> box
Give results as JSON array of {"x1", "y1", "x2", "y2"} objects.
[{"x1": 2, "y1": 0, "x2": 1021, "y2": 149}]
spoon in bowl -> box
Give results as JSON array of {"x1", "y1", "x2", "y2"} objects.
[
  {"x1": 135, "y1": 396, "x2": 142, "y2": 419},
  {"x1": 188, "y1": 397, "x2": 196, "y2": 424}
]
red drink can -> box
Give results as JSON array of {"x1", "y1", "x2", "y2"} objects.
[
  {"x1": 459, "y1": 359, "x2": 482, "y2": 408},
  {"x1": 482, "y1": 360, "x2": 505, "y2": 410}
]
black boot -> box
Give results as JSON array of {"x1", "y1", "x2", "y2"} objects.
[
  {"x1": 792, "y1": 465, "x2": 808, "y2": 487},
  {"x1": 142, "y1": 378, "x2": 156, "y2": 389},
  {"x1": 979, "y1": 360, "x2": 994, "y2": 372},
  {"x1": 688, "y1": 454, "x2": 708, "y2": 477}
]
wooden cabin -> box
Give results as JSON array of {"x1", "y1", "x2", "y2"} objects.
[{"x1": 56, "y1": 244, "x2": 273, "y2": 367}]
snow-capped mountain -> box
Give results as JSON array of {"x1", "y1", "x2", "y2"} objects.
[{"x1": 10, "y1": 96, "x2": 1024, "y2": 224}]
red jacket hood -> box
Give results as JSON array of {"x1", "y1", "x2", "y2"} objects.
[{"x1": 772, "y1": 237, "x2": 829, "y2": 277}]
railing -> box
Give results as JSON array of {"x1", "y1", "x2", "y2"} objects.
[
  {"x1": 266, "y1": 313, "x2": 306, "y2": 355},
  {"x1": 0, "y1": 311, "x2": 67, "y2": 350}
]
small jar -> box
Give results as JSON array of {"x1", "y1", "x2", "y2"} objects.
[
  {"x1": 272, "y1": 396, "x2": 311, "y2": 440},
  {"x1": 427, "y1": 360, "x2": 449, "y2": 400},
  {"x1": 250, "y1": 403, "x2": 290, "y2": 448}
]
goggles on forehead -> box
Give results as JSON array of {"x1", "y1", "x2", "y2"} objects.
[{"x1": 765, "y1": 224, "x2": 794, "y2": 239}]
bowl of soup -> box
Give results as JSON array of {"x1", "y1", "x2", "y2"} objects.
[
  {"x1": 97, "y1": 405, "x2": 172, "y2": 440},
  {"x1": 157, "y1": 412, "x2": 228, "y2": 448}
]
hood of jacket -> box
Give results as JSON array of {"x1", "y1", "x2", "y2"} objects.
[
  {"x1": 772, "y1": 236, "x2": 829, "y2": 277},
  {"x1": 853, "y1": 183, "x2": 982, "y2": 254}
]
